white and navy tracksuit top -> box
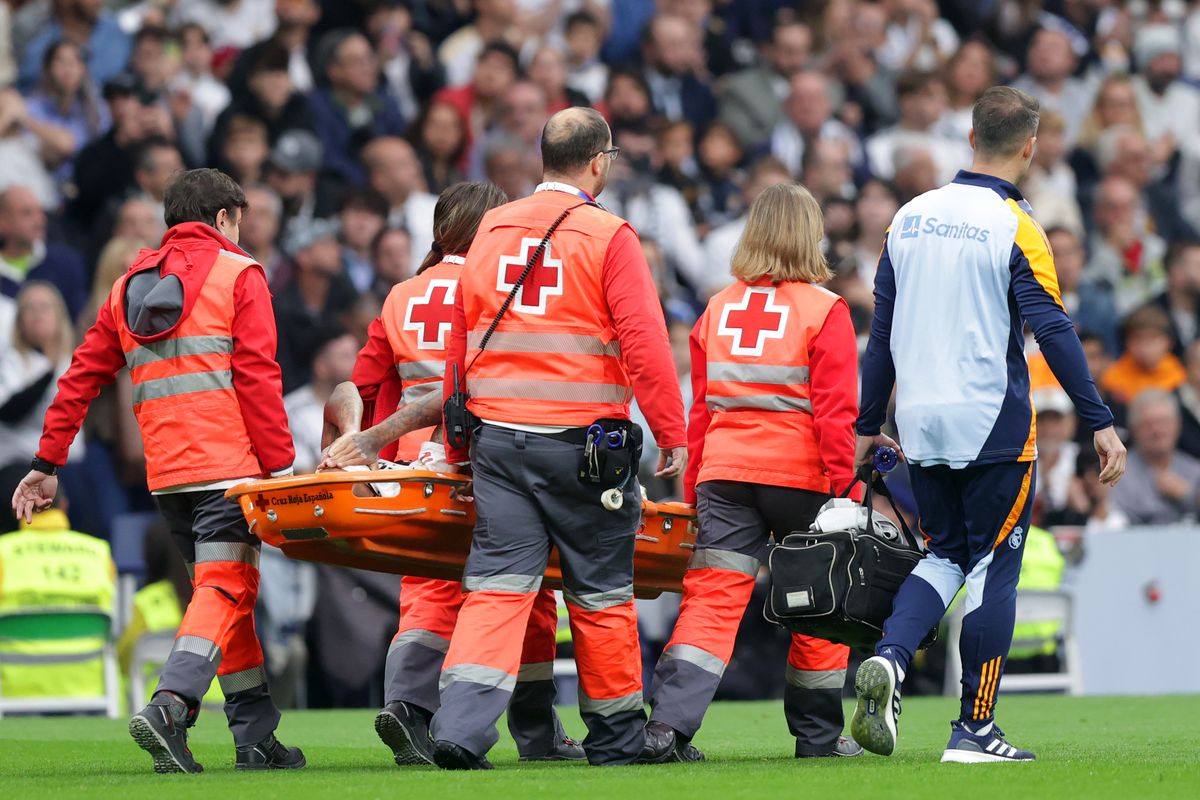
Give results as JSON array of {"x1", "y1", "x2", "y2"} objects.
[{"x1": 857, "y1": 170, "x2": 1113, "y2": 468}]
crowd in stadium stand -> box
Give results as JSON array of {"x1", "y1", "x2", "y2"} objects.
[{"x1": 1, "y1": 0, "x2": 1200, "y2": 703}]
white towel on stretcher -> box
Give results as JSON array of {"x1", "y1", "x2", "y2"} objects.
[{"x1": 341, "y1": 442, "x2": 458, "y2": 497}]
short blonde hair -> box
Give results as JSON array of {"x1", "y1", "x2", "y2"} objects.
[{"x1": 730, "y1": 182, "x2": 830, "y2": 283}]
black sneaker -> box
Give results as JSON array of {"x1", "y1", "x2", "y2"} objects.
[
  {"x1": 376, "y1": 702, "x2": 435, "y2": 766},
  {"x1": 235, "y1": 733, "x2": 307, "y2": 770},
  {"x1": 796, "y1": 736, "x2": 865, "y2": 758},
  {"x1": 519, "y1": 735, "x2": 587, "y2": 762},
  {"x1": 129, "y1": 692, "x2": 203, "y2": 774},
  {"x1": 433, "y1": 740, "x2": 494, "y2": 770}
]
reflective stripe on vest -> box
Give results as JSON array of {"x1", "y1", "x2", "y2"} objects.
[
  {"x1": 402, "y1": 381, "x2": 442, "y2": 406},
  {"x1": 467, "y1": 378, "x2": 631, "y2": 405},
  {"x1": 706, "y1": 361, "x2": 812, "y2": 414},
  {"x1": 706, "y1": 394, "x2": 813, "y2": 413},
  {"x1": 467, "y1": 330, "x2": 622, "y2": 357},
  {"x1": 125, "y1": 335, "x2": 234, "y2": 370},
  {"x1": 395, "y1": 360, "x2": 445, "y2": 381},
  {"x1": 131, "y1": 369, "x2": 235, "y2": 405},
  {"x1": 708, "y1": 363, "x2": 809, "y2": 385}
]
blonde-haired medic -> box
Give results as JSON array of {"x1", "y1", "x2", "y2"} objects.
[
  {"x1": 852, "y1": 85, "x2": 1125, "y2": 764},
  {"x1": 641, "y1": 181, "x2": 864, "y2": 762}
]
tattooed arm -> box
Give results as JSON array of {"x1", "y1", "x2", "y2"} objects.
[
  {"x1": 322, "y1": 381, "x2": 365, "y2": 451},
  {"x1": 319, "y1": 390, "x2": 443, "y2": 469}
]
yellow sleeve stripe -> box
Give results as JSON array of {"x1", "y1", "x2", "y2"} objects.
[{"x1": 1006, "y1": 198, "x2": 1064, "y2": 311}]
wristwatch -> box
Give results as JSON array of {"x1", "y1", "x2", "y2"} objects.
[{"x1": 30, "y1": 456, "x2": 59, "y2": 476}]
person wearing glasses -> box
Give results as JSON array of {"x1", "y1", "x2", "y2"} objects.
[{"x1": 429, "y1": 106, "x2": 687, "y2": 769}]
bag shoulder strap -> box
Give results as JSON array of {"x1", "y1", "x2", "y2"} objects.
[{"x1": 468, "y1": 201, "x2": 594, "y2": 365}]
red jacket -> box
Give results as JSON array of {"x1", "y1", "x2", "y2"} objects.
[{"x1": 37, "y1": 223, "x2": 294, "y2": 479}]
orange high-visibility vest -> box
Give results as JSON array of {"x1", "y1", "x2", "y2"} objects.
[
  {"x1": 696, "y1": 279, "x2": 842, "y2": 494},
  {"x1": 111, "y1": 250, "x2": 263, "y2": 491},
  {"x1": 459, "y1": 191, "x2": 634, "y2": 426},
  {"x1": 381, "y1": 257, "x2": 462, "y2": 458}
]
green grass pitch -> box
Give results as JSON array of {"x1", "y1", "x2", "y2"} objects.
[{"x1": 1, "y1": 695, "x2": 1196, "y2": 799}]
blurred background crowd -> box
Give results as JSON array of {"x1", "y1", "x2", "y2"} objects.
[{"x1": 2, "y1": 0, "x2": 1200, "y2": 710}]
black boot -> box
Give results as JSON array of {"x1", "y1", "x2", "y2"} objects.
[
  {"x1": 637, "y1": 721, "x2": 676, "y2": 763},
  {"x1": 235, "y1": 733, "x2": 307, "y2": 770},
  {"x1": 376, "y1": 702, "x2": 436, "y2": 765},
  {"x1": 433, "y1": 740, "x2": 494, "y2": 770},
  {"x1": 129, "y1": 691, "x2": 203, "y2": 774}
]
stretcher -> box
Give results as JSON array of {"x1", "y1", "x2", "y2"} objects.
[{"x1": 226, "y1": 470, "x2": 697, "y2": 597}]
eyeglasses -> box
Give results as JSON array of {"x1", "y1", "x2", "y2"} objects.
[{"x1": 592, "y1": 147, "x2": 620, "y2": 161}]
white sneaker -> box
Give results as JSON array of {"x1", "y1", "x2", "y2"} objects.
[{"x1": 851, "y1": 655, "x2": 902, "y2": 756}]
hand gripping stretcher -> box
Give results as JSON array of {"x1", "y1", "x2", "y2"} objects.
[{"x1": 225, "y1": 470, "x2": 697, "y2": 597}]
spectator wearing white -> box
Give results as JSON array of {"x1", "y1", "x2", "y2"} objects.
[
  {"x1": 602, "y1": 124, "x2": 705, "y2": 294},
  {"x1": 362, "y1": 136, "x2": 436, "y2": 274},
  {"x1": 700, "y1": 156, "x2": 791, "y2": 297},
  {"x1": 0, "y1": 283, "x2": 82, "y2": 506},
  {"x1": 1011, "y1": 27, "x2": 1096, "y2": 147},
  {"x1": 720, "y1": 18, "x2": 813, "y2": 150},
  {"x1": 936, "y1": 40, "x2": 997, "y2": 143},
  {"x1": 1111, "y1": 389, "x2": 1200, "y2": 525},
  {"x1": 877, "y1": 0, "x2": 959, "y2": 72},
  {"x1": 563, "y1": 11, "x2": 609, "y2": 104},
  {"x1": 770, "y1": 70, "x2": 863, "y2": 178},
  {"x1": 171, "y1": 24, "x2": 231, "y2": 138},
  {"x1": 438, "y1": 0, "x2": 519, "y2": 87},
  {"x1": 276, "y1": 0, "x2": 321, "y2": 93},
  {"x1": 170, "y1": 0, "x2": 278, "y2": 51},
  {"x1": 1021, "y1": 110, "x2": 1084, "y2": 238},
  {"x1": 1032, "y1": 388, "x2": 1080, "y2": 521},
  {"x1": 0, "y1": 90, "x2": 58, "y2": 209},
  {"x1": 1130, "y1": 24, "x2": 1200, "y2": 153},
  {"x1": 1087, "y1": 175, "x2": 1167, "y2": 316},
  {"x1": 865, "y1": 69, "x2": 970, "y2": 184}
]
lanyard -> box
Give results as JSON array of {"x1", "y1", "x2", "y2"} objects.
[{"x1": 535, "y1": 182, "x2": 595, "y2": 203}]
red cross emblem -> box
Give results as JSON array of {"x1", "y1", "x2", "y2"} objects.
[
  {"x1": 403, "y1": 279, "x2": 457, "y2": 349},
  {"x1": 717, "y1": 286, "x2": 790, "y2": 356},
  {"x1": 496, "y1": 237, "x2": 563, "y2": 314}
]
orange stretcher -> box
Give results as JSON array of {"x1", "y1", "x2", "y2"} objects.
[{"x1": 226, "y1": 470, "x2": 697, "y2": 598}]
